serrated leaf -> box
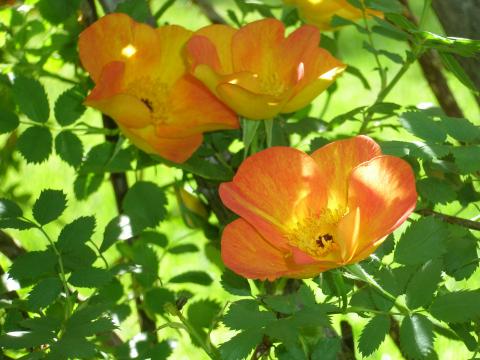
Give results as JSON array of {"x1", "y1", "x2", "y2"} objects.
[
  {"x1": 57, "y1": 216, "x2": 96, "y2": 252},
  {"x1": 400, "y1": 314, "x2": 434, "y2": 359},
  {"x1": 358, "y1": 315, "x2": 390, "y2": 357},
  {"x1": 394, "y1": 217, "x2": 448, "y2": 265},
  {"x1": 0, "y1": 107, "x2": 19, "y2": 134},
  {"x1": 8, "y1": 250, "x2": 57, "y2": 281},
  {"x1": 223, "y1": 300, "x2": 275, "y2": 331},
  {"x1": 74, "y1": 172, "x2": 104, "y2": 200},
  {"x1": 221, "y1": 269, "x2": 251, "y2": 296},
  {"x1": 12, "y1": 76, "x2": 49, "y2": 123},
  {"x1": 69, "y1": 267, "x2": 112, "y2": 288},
  {"x1": 311, "y1": 337, "x2": 341, "y2": 360},
  {"x1": 0, "y1": 218, "x2": 35, "y2": 230},
  {"x1": 451, "y1": 146, "x2": 480, "y2": 174},
  {"x1": 0, "y1": 198, "x2": 23, "y2": 218},
  {"x1": 37, "y1": 0, "x2": 81, "y2": 24},
  {"x1": 54, "y1": 87, "x2": 86, "y2": 126},
  {"x1": 440, "y1": 116, "x2": 480, "y2": 143},
  {"x1": 116, "y1": 0, "x2": 150, "y2": 22},
  {"x1": 27, "y1": 277, "x2": 63, "y2": 310},
  {"x1": 55, "y1": 131, "x2": 83, "y2": 168},
  {"x1": 169, "y1": 271, "x2": 212, "y2": 286},
  {"x1": 32, "y1": 189, "x2": 67, "y2": 225},
  {"x1": 17, "y1": 126, "x2": 52, "y2": 164},
  {"x1": 188, "y1": 299, "x2": 221, "y2": 329},
  {"x1": 443, "y1": 227, "x2": 478, "y2": 281},
  {"x1": 220, "y1": 329, "x2": 263, "y2": 360},
  {"x1": 439, "y1": 52, "x2": 477, "y2": 91},
  {"x1": 399, "y1": 111, "x2": 447, "y2": 143},
  {"x1": 140, "y1": 230, "x2": 168, "y2": 248},
  {"x1": 429, "y1": 290, "x2": 480, "y2": 323},
  {"x1": 405, "y1": 259, "x2": 442, "y2": 310},
  {"x1": 48, "y1": 334, "x2": 96, "y2": 358},
  {"x1": 0, "y1": 330, "x2": 54, "y2": 349},
  {"x1": 144, "y1": 287, "x2": 175, "y2": 315},
  {"x1": 123, "y1": 181, "x2": 167, "y2": 233},
  {"x1": 366, "y1": 0, "x2": 402, "y2": 13},
  {"x1": 62, "y1": 243, "x2": 96, "y2": 271},
  {"x1": 417, "y1": 178, "x2": 456, "y2": 204},
  {"x1": 101, "y1": 215, "x2": 131, "y2": 252},
  {"x1": 130, "y1": 243, "x2": 158, "y2": 288},
  {"x1": 168, "y1": 244, "x2": 199, "y2": 254}
]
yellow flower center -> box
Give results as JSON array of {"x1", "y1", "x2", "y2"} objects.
[
  {"x1": 286, "y1": 208, "x2": 345, "y2": 259},
  {"x1": 127, "y1": 77, "x2": 171, "y2": 124},
  {"x1": 259, "y1": 72, "x2": 287, "y2": 97}
]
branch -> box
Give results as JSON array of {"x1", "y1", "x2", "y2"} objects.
[
  {"x1": 416, "y1": 209, "x2": 480, "y2": 231},
  {"x1": 191, "y1": 0, "x2": 227, "y2": 24}
]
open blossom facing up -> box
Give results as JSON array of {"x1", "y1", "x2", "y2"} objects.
[
  {"x1": 283, "y1": 0, "x2": 383, "y2": 31},
  {"x1": 78, "y1": 13, "x2": 238, "y2": 163},
  {"x1": 187, "y1": 19, "x2": 345, "y2": 120},
  {"x1": 219, "y1": 136, "x2": 417, "y2": 280}
]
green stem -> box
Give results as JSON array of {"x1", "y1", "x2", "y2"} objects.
[
  {"x1": 88, "y1": 240, "x2": 109, "y2": 269},
  {"x1": 264, "y1": 119, "x2": 274, "y2": 148},
  {"x1": 418, "y1": 0, "x2": 432, "y2": 31},
  {"x1": 242, "y1": 118, "x2": 261, "y2": 159}
]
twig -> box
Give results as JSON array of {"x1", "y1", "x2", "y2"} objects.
[
  {"x1": 416, "y1": 209, "x2": 480, "y2": 231},
  {"x1": 191, "y1": 0, "x2": 227, "y2": 24}
]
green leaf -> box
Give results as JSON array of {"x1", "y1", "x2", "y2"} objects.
[
  {"x1": 440, "y1": 116, "x2": 480, "y2": 143},
  {"x1": 144, "y1": 287, "x2": 175, "y2": 315},
  {"x1": 32, "y1": 189, "x2": 67, "y2": 225},
  {"x1": 129, "y1": 243, "x2": 158, "y2": 288},
  {"x1": 223, "y1": 300, "x2": 275, "y2": 331},
  {"x1": 429, "y1": 290, "x2": 480, "y2": 323},
  {"x1": 37, "y1": 0, "x2": 81, "y2": 24},
  {"x1": 311, "y1": 337, "x2": 341, "y2": 360},
  {"x1": 62, "y1": 244, "x2": 97, "y2": 271},
  {"x1": 123, "y1": 181, "x2": 167, "y2": 233},
  {"x1": 443, "y1": 226, "x2": 478, "y2": 281},
  {"x1": 416, "y1": 31, "x2": 480, "y2": 57},
  {"x1": 69, "y1": 267, "x2": 112, "y2": 288},
  {"x1": 169, "y1": 271, "x2": 213, "y2": 286},
  {"x1": 101, "y1": 215, "x2": 130, "y2": 252},
  {"x1": 405, "y1": 258, "x2": 442, "y2": 309},
  {"x1": 8, "y1": 250, "x2": 57, "y2": 281},
  {"x1": 221, "y1": 269, "x2": 251, "y2": 296},
  {"x1": 417, "y1": 178, "x2": 456, "y2": 204},
  {"x1": 394, "y1": 217, "x2": 448, "y2": 265},
  {"x1": 0, "y1": 218, "x2": 35, "y2": 230},
  {"x1": 0, "y1": 107, "x2": 19, "y2": 134},
  {"x1": 116, "y1": 0, "x2": 150, "y2": 22},
  {"x1": 168, "y1": 244, "x2": 199, "y2": 254},
  {"x1": 452, "y1": 146, "x2": 480, "y2": 174},
  {"x1": 12, "y1": 76, "x2": 49, "y2": 123},
  {"x1": 74, "y1": 172, "x2": 104, "y2": 200},
  {"x1": 439, "y1": 52, "x2": 477, "y2": 91},
  {"x1": 188, "y1": 299, "x2": 221, "y2": 329},
  {"x1": 54, "y1": 87, "x2": 86, "y2": 126},
  {"x1": 57, "y1": 216, "x2": 96, "y2": 252},
  {"x1": 264, "y1": 285, "x2": 316, "y2": 315},
  {"x1": 17, "y1": 126, "x2": 52, "y2": 164},
  {"x1": 400, "y1": 314, "x2": 434, "y2": 359},
  {"x1": 330, "y1": 15, "x2": 366, "y2": 33},
  {"x1": 0, "y1": 198, "x2": 23, "y2": 218},
  {"x1": 366, "y1": 0, "x2": 402, "y2": 13},
  {"x1": 27, "y1": 277, "x2": 63, "y2": 310},
  {"x1": 219, "y1": 328, "x2": 263, "y2": 360},
  {"x1": 358, "y1": 315, "x2": 390, "y2": 357},
  {"x1": 55, "y1": 131, "x2": 83, "y2": 168},
  {"x1": 48, "y1": 334, "x2": 96, "y2": 359},
  {"x1": 399, "y1": 111, "x2": 447, "y2": 143},
  {"x1": 0, "y1": 330, "x2": 54, "y2": 349}
]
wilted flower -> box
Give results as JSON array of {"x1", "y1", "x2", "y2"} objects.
[
  {"x1": 79, "y1": 13, "x2": 238, "y2": 163},
  {"x1": 220, "y1": 136, "x2": 417, "y2": 280},
  {"x1": 187, "y1": 18, "x2": 345, "y2": 120},
  {"x1": 283, "y1": 0, "x2": 383, "y2": 31}
]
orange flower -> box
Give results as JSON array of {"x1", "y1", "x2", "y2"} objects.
[
  {"x1": 220, "y1": 136, "x2": 417, "y2": 280},
  {"x1": 78, "y1": 14, "x2": 238, "y2": 163},
  {"x1": 283, "y1": 0, "x2": 383, "y2": 31},
  {"x1": 186, "y1": 19, "x2": 345, "y2": 120}
]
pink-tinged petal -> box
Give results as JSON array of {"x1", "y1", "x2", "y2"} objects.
[
  {"x1": 231, "y1": 18, "x2": 285, "y2": 74},
  {"x1": 120, "y1": 125, "x2": 203, "y2": 163},
  {"x1": 219, "y1": 147, "x2": 328, "y2": 250},
  {"x1": 154, "y1": 75, "x2": 238, "y2": 138},
  {"x1": 311, "y1": 136, "x2": 382, "y2": 210},
  {"x1": 85, "y1": 62, "x2": 151, "y2": 129},
  {"x1": 221, "y1": 219, "x2": 290, "y2": 281},
  {"x1": 346, "y1": 155, "x2": 417, "y2": 262},
  {"x1": 190, "y1": 24, "x2": 236, "y2": 73},
  {"x1": 79, "y1": 13, "x2": 158, "y2": 82},
  {"x1": 187, "y1": 35, "x2": 222, "y2": 73}
]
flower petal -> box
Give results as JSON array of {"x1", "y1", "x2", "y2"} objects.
[
  {"x1": 311, "y1": 136, "x2": 382, "y2": 211},
  {"x1": 79, "y1": 13, "x2": 158, "y2": 82},
  {"x1": 345, "y1": 155, "x2": 417, "y2": 262},
  {"x1": 219, "y1": 147, "x2": 327, "y2": 251},
  {"x1": 231, "y1": 18, "x2": 285, "y2": 74},
  {"x1": 120, "y1": 125, "x2": 203, "y2": 163},
  {"x1": 154, "y1": 75, "x2": 238, "y2": 138},
  {"x1": 85, "y1": 62, "x2": 151, "y2": 129}
]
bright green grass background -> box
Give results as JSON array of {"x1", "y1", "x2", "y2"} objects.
[{"x1": 0, "y1": 0, "x2": 479, "y2": 359}]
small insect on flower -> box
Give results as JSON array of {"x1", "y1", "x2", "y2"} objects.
[{"x1": 219, "y1": 136, "x2": 417, "y2": 280}]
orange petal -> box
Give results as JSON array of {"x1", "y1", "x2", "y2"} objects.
[
  {"x1": 190, "y1": 24, "x2": 236, "y2": 73},
  {"x1": 221, "y1": 219, "x2": 290, "y2": 281},
  {"x1": 311, "y1": 136, "x2": 382, "y2": 211},
  {"x1": 219, "y1": 147, "x2": 327, "y2": 251},
  {"x1": 85, "y1": 62, "x2": 151, "y2": 129},
  {"x1": 345, "y1": 155, "x2": 417, "y2": 262},
  {"x1": 120, "y1": 125, "x2": 203, "y2": 163},
  {"x1": 79, "y1": 13, "x2": 158, "y2": 83},
  {"x1": 154, "y1": 75, "x2": 238, "y2": 138},
  {"x1": 231, "y1": 18, "x2": 285, "y2": 74}
]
